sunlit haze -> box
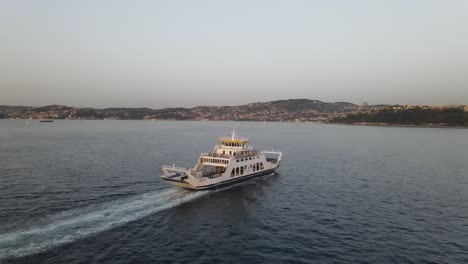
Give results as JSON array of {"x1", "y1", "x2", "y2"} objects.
[{"x1": 1, "y1": 0, "x2": 467, "y2": 108}]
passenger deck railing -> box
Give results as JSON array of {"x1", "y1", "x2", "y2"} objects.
[
  {"x1": 233, "y1": 150, "x2": 259, "y2": 159},
  {"x1": 201, "y1": 156, "x2": 230, "y2": 166},
  {"x1": 201, "y1": 152, "x2": 231, "y2": 159}
]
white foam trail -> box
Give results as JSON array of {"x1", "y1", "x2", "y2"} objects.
[{"x1": 0, "y1": 188, "x2": 208, "y2": 259}]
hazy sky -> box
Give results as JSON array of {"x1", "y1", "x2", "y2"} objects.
[{"x1": 1, "y1": 0, "x2": 467, "y2": 108}]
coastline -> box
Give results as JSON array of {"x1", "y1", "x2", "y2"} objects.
[
  {"x1": 327, "y1": 122, "x2": 468, "y2": 129},
  {"x1": 3, "y1": 118, "x2": 468, "y2": 129}
]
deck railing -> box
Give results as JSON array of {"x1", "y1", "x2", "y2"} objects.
[
  {"x1": 201, "y1": 152, "x2": 231, "y2": 159},
  {"x1": 218, "y1": 136, "x2": 249, "y2": 141}
]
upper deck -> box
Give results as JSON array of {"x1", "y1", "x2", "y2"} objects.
[
  {"x1": 218, "y1": 137, "x2": 249, "y2": 144},
  {"x1": 218, "y1": 128, "x2": 250, "y2": 147}
]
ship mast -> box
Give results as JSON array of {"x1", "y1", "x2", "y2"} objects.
[{"x1": 231, "y1": 127, "x2": 236, "y2": 140}]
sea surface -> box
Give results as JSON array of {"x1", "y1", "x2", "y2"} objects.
[{"x1": 0, "y1": 120, "x2": 467, "y2": 264}]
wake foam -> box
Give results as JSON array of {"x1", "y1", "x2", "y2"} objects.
[{"x1": 0, "y1": 188, "x2": 208, "y2": 259}]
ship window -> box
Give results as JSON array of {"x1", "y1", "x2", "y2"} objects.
[
  {"x1": 256, "y1": 163, "x2": 259, "y2": 170},
  {"x1": 241, "y1": 159, "x2": 244, "y2": 162},
  {"x1": 223, "y1": 150, "x2": 225, "y2": 154},
  {"x1": 236, "y1": 160, "x2": 239, "y2": 162},
  {"x1": 240, "y1": 166, "x2": 244, "y2": 175},
  {"x1": 260, "y1": 162, "x2": 264, "y2": 170},
  {"x1": 236, "y1": 167, "x2": 239, "y2": 176},
  {"x1": 231, "y1": 169, "x2": 235, "y2": 176}
]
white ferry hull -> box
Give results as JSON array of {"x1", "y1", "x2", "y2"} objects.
[{"x1": 163, "y1": 168, "x2": 278, "y2": 191}]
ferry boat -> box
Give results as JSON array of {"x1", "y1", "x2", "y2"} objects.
[{"x1": 161, "y1": 129, "x2": 282, "y2": 190}]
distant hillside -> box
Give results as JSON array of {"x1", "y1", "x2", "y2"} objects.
[
  {"x1": 0, "y1": 105, "x2": 32, "y2": 112},
  {"x1": 0, "y1": 99, "x2": 363, "y2": 121},
  {"x1": 268, "y1": 99, "x2": 357, "y2": 112},
  {"x1": 143, "y1": 99, "x2": 361, "y2": 121},
  {"x1": 2, "y1": 99, "x2": 467, "y2": 126},
  {"x1": 330, "y1": 106, "x2": 468, "y2": 127}
]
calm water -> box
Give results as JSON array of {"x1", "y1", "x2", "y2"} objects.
[{"x1": 0, "y1": 120, "x2": 467, "y2": 263}]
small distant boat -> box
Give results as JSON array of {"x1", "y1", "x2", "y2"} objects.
[{"x1": 39, "y1": 120, "x2": 54, "y2": 123}]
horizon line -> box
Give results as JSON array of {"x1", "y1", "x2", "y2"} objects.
[{"x1": 1, "y1": 98, "x2": 467, "y2": 110}]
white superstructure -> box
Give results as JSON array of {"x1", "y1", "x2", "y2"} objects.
[{"x1": 161, "y1": 129, "x2": 282, "y2": 190}]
